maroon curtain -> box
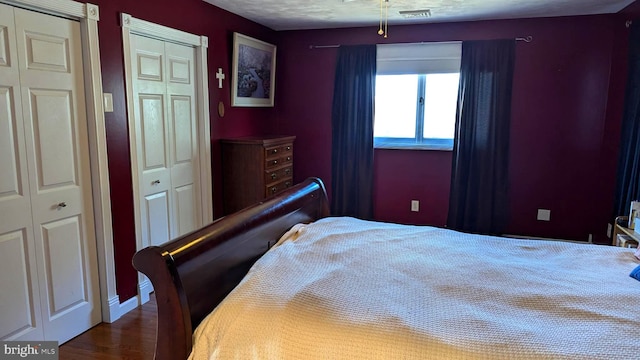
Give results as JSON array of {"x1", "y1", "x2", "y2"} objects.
[
  {"x1": 447, "y1": 39, "x2": 516, "y2": 235},
  {"x1": 331, "y1": 45, "x2": 376, "y2": 218}
]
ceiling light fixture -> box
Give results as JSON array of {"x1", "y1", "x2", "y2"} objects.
[{"x1": 378, "y1": 0, "x2": 389, "y2": 38}]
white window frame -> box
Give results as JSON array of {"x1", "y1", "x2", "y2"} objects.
[{"x1": 375, "y1": 42, "x2": 461, "y2": 151}]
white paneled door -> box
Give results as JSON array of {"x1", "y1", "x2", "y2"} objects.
[
  {"x1": 0, "y1": 4, "x2": 100, "y2": 343},
  {"x1": 130, "y1": 34, "x2": 200, "y2": 249}
]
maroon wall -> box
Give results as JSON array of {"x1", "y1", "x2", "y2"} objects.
[
  {"x1": 91, "y1": 0, "x2": 277, "y2": 301},
  {"x1": 89, "y1": 0, "x2": 640, "y2": 302},
  {"x1": 275, "y1": 15, "x2": 629, "y2": 244}
]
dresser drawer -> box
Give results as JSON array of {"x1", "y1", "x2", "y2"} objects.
[
  {"x1": 265, "y1": 166, "x2": 293, "y2": 184},
  {"x1": 265, "y1": 179, "x2": 293, "y2": 197},
  {"x1": 265, "y1": 154, "x2": 293, "y2": 169},
  {"x1": 264, "y1": 143, "x2": 293, "y2": 159}
]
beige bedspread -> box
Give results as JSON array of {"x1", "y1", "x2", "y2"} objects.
[{"x1": 190, "y1": 217, "x2": 640, "y2": 359}]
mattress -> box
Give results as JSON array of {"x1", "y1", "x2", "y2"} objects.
[{"x1": 189, "y1": 217, "x2": 640, "y2": 359}]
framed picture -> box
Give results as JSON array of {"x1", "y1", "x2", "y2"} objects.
[{"x1": 231, "y1": 32, "x2": 277, "y2": 107}]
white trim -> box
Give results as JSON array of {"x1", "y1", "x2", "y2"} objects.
[
  {"x1": 138, "y1": 279, "x2": 153, "y2": 305},
  {"x1": 196, "y1": 36, "x2": 213, "y2": 224},
  {"x1": 105, "y1": 295, "x2": 121, "y2": 323},
  {"x1": 120, "y1": 13, "x2": 213, "y2": 302},
  {"x1": 0, "y1": 0, "x2": 85, "y2": 19},
  {"x1": 85, "y1": 2, "x2": 98, "y2": 21},
  {"x1": 79, "y1": 5, "x2": 118, "y2": 324},
  {"x1": 118, "y1": 296, "x2": 140, "y2": 317},
  {"x1": 106, "y1": 292, "x2": 142, "y2": 322},
  {"x1": 121, "y1": 13, "x2": 205, "y2": 47},
  {"x1": 1, "y1": 0, "x2": 120, "y2": 323},
  {"x1": 120, "y1": 16, "x2": 147, "y2": 300}
]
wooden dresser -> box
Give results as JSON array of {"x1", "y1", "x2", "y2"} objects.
[{"x1": 221, "y1": 136, "x2": 295, "y2": 214}]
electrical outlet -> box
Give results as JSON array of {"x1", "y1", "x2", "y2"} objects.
[
  {"x1": 537, "y1": 209, "x2": 551, "y2": 221},
  {"x1": 411, "y1": 200, "x2": 419, "y2": 212},
  {"x1": 607, "y1": 223, "x2": 612, "y2": 238}
]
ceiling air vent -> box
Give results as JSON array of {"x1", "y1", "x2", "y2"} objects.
[{"x1": 399, "y1": 9, "x2": 432, "y2": 18}]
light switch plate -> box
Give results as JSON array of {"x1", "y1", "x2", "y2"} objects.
[
  {"x1": 103, "y1": 93, "x2": 114, "y2": 112},
  {"x1": 411, "y1": 200, "x2": 419, "y2": 212}
]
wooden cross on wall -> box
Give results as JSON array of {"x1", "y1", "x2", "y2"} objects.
[{"x1": 216, "y1": 68, "x2": 225, "y2": 89}]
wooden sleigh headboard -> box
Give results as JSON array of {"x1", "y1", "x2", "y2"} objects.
[{"x1": 132, "y1": 178, "x2": 330, "y2": 360}]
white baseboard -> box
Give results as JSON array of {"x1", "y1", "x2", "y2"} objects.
[
  {"x1": 138, "y1": 278, "x2": 153, "y2": 305},
  {"x1": 102, "y1": 287, "x2": 155, "y2": 323},
  {"x1": 101, "y1": 294, "x2": 141, "y2": 323},
  {"x1": 100, "y1": 280, "x2": 155, "y2": 322},
  {"x1": 101, "y1": 295, "x2": 121, "y2": 323},
  {"x1": 118, "y1": 296, "x2": 140, "y2": 316}
]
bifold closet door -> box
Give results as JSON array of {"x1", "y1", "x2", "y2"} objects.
[
  {"x1": 0, "y1": 4, "x2": 101, "y2": 344},
  {"x1": 0, "y1": 3, "x2": 44, "y2": 341},
  {"x1": 130, "y1": 33, "x2": 200, "y2": 250}
]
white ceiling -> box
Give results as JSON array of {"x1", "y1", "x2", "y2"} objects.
[{"x1": 204, "y1": 0, "x2": 635, "y2": 31}]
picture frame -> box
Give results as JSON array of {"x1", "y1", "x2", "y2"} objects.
[{"x1": 231, "y1": 32, "x2": 277, "y2": 107}]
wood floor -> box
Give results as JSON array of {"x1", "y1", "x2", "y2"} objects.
[{"x1": 59, "y1": 296, "x2": 157, "y2": 359}]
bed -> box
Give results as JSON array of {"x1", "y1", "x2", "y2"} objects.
[{"x1": 133, "y1": 177, "x2": 640, "y2": 360}]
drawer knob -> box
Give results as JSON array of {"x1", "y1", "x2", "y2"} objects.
[
  {"x1": 152, "y1": 180, "x2": 161, "y2": 185},
  {"x1": 271, "y1": 187, "x2": 277, "y2": 194},
  {"x1": 285, "y1": 181, "x2": 291, "y2": 187},
  {"x1": 271, "y1": 173, "x2": 277, "y2": 179},
  {"x1": 57, "y1": 202, "x2": 67, "y2": 209},
  {"x1": 286, "y1": 157, "x2": 291, "y2": 161},
  {"x1": 272, "y1": 149, "x2": 278, "y2": 154},
  {"x1": 285, "y1": 168, "x2": 291, "y2": 175},
  {"x1": 286, "y1": 146, "x2": 291, "y2": 151},
  {"x1": 273, "y1": 160, "x2": 278, "y2": 165}
]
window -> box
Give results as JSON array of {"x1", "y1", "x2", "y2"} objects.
[{"x1": 374, "y1": 42, "x2": 462, "y2": 150}]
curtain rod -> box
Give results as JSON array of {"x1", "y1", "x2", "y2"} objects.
[{"x1": 309, "y1": 36, "x2": 533, "y2": 49}]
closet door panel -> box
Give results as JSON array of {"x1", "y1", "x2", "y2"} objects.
[
  {"x1": 0, "y1": 229, "x2": 41, "y2": 340},
  {"x1": 14, "y1": 7, "x2": 100, "y2": 343},
  {"x1": 0, "y1": 3, "x2": 43, "y2": 341},
  {"x1": 131, "y1": 34, "x2": 173, "y2": 248},
  {"x1": 166, "y1": 42, "x2": 199, "y2": 238},
  {"x1": 144, "y1": 191, "x2": 170, "y2": 247},
  {"x1": 40, "y1": 217, "x2": 87, "y2": 315},
  {"x1": 0, "y1": 87, "x2": 27, "y2": 205},
  {"x1": 28, "y1": 89, "x2": 77, "y2": 188}
]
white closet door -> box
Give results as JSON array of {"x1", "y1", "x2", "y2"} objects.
[
  {"x1": 131, "y1": 34, "x2": 173, "y2": 247},
  {"x1": 13, "y1": 7, "x2": 100, "y2": 343},
  {"x1": 0, "y1": 3, "x2": 44, "y2": 341},
  {"x1": 165, "y1": 41, "x2": 199, "y2": 237},
  {"x1": 131, "y1": 34, "x2": 200, "y2": 248}
]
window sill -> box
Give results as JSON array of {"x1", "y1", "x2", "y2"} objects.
[
  {"x1": 374, "y1": 144, "x2": 453, "y2": 151},
  {"x1": 374, "y1": 140, "x2": 453, "y2": 151}
]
